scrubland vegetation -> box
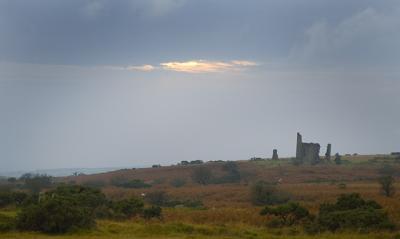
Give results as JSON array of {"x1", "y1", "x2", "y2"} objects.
[{"x1": 1, "y1": 154, "x2": 400, "y2": 238}]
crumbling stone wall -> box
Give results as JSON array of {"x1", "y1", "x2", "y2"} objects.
[
  {"x1": 296, "y1": 133, "x2": 320, "y2": 164},
  {"x1": 325, "y1": 144, "x2": 332, "y2": 161}
]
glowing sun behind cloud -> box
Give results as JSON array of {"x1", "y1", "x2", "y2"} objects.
[{"x1": 160, "y1": 60, "x2": 258, "y2": 73}]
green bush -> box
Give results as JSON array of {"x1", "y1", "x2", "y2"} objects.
[
  {"x1": 250, "y1": 181, "x2": 289, "y2": 206},
  {"x1": 260, "y1": 202, "x2": 311, "y2": 227},
  {"x1": 48, "y1": 185, "x2": 107, "y2": 209},
  {"x1": 0, "y1": 192, "x2": 12, "y2": 208},
  {"x1": 16, "y1": 197, "x2": 94, "y2": 233},
  {"x1": 16, "y1": 185, "x2": 107, "y2": 233},
  {"x1": 142, "y1": 206, "x2": 162, "y2": 219},
  {"x1": 0, "y1": 214, "x2": 15, "y2": 232},
  {"x1": 0, "y1": 191, "x2": 29, "y2": 208},
  {"x1": 317, "y1": 193, "x2": 394, "y2": 232},
  {"x1": 112, "y1": 197, "x2": 144, "y2": 219}
]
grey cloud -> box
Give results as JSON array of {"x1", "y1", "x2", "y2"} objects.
[{"x1": 290, "y1": 5, "x2": 400, "y2": 68}]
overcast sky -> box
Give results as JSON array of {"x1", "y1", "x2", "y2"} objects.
[{"x1": 1, "y1": 0, "x2": 399, "y2": 171}]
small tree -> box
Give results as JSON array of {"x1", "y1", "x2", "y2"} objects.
[{"x1": 379, "y1": 176, "x2": 395, "y2": 197}]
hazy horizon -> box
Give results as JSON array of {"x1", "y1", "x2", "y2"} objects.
[{"x1": 1, "y1": 0, "x2": 399, "y2": 172}]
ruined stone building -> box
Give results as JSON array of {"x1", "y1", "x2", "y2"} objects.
[
  {"x1": 272, "y1": 149, "x2": 279, "y2": 160},
  {"x1": 296, "y1": 133, "x2": 320, "y2": 164},
  {"x1": 325, "y1": 143, "x2": 332, "y2": 161}
]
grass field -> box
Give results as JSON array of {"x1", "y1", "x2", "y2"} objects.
[{"x1": 1, "y1": 220, "x2": 399, "y2": 239}]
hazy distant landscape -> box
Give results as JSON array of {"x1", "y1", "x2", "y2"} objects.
[
  {"x1": 1, "y1": 0, "x2": 400, "y2": 238},
  {"x1": 0, "y1": 167, "x2": 125, "y2": 178}
]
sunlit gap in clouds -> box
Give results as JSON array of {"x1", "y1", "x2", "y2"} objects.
[{"x1": 107, "y1": 60, "x2": 259, "y2": 73}]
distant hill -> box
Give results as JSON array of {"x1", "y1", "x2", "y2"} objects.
[
  {"x1": 0, "y1": 167, "x2": 124, "y2": 178},
  {"x1": 64, "y1": 154, "x2": 399, "y2": 186}
]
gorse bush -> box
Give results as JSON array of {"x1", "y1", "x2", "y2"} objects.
[
  {"x1": 0, "y1": 214, "x2": 15, "y2": 232},
  {"x1": 8, "y1": 184, "x2": 164, "y2": 234},
  {"x1": 260, "y1": 202, "x2": 311, "y2": 227},
  {"x1": 112, "y1": 198, "x2": 144, "y2": 219},
  {"x1": 16, "y1": 185, "x2": 106, "y2": 233},
  {"x1": 16, "y1": 196, "x2": 95, "y2": 233},
  {"x1": 142, "y1": 206, "x2": 162, "y2": 220},
  {"x1": 0, "y1": 191, "x2": 29, "y2": 208},
  {"x1": 317, "y1": 193, "x2": 394, "y2": 232},
  {"x1": 250, "y1": 181, "x2": 290, "y2": 206}
]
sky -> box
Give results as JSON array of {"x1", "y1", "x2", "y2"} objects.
[{"x1": 0, "y1": 0, "x2": 400, "y2": 171}]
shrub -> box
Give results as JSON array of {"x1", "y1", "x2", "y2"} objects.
[
  {"x1": 317, "y1": 193, "x2": 394, "y2": 232},
  {"x1": 112, "y1": 198, "x2": 144, "y2": 219},
  {"x1": 12, "y1": 191, "x2": 29, "y2": 206},
  {"x1": 379, "y1": 176, "x2": 395, "y2": 197},
  {"x1": 170, "y1": 178, "x2": 186, "y2": 188},
  {"x1": 111, "y1": 177, "x2": 151, "y2": 189},
  {"x1": 0, "y1": 192, "x2": 12, "y2": 208},
  {"x1": 142, "y1": 206, "x2": 162, "y2": 220},
  {"x1": 48, "y1": 185, "x2": 107, "y2": 209},
  {"x1": 250, "y1": 181, "x2": 289, "y2": 206},
  {"x1": 16, "y1": 197, "x2": 95, "y2": 233},
  {"x1": 0, "y1": 191, "x2": 29, "y2": 208},
  {"x1": 260, "y1": 202, "x2": 311, "y2": 227},
  {"x1": 20, "y1": 174, "x2": 52, "y2": 193},
  {"x1": 0, "y1": 214, "x2": 15, "y2": 232},
  {"x1": 16, "y1": 185, "x2": 108, "y2": 233},
  {"x1": 191, "y1": 167, "x2": 213, "y2": 185},
  {"x1": 145, "y1": 191, "x2": 168, "y2": 206}
]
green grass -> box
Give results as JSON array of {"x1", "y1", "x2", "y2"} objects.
[{"x1": 0, "y1": 220, "x2": 398, "y2": 239}]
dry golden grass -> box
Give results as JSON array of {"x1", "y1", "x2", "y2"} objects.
[{"x1": 9, "y1": 154, "x2": 395, "y2": 238}]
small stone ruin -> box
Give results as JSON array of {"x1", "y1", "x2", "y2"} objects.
[
  {"x1": 296, "y1": 132, "x2": 320, "y2": 164},
  {"x1": 272, "y1": 149, "x2": 279, "y2": 160},
  {"x1": 325, "y1": 143, "x2": 332, "y2": 161}
]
